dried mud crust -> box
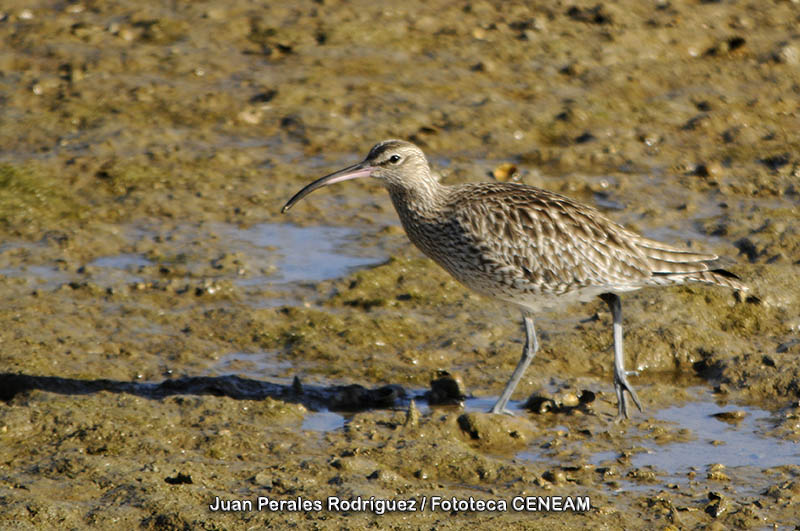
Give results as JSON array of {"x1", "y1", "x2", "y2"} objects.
[{"x1": 1, "y1": 0, "x2": 799, "y2": 528}]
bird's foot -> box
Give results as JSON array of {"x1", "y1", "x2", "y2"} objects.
[
  {"x1": 613, "y1": 370, "x2": 643, "y2": 423},
  {"x1": 489, "y1": 401, "x2": 515, "y2": 416}
]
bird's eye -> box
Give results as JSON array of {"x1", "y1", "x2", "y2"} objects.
[{"x1": 388, "y1": 154, "x2": 402, "y2": 164}]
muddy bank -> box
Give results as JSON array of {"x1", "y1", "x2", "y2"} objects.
[{"x1": 1, "y1": 0, "x2": 799, "y2": 528}]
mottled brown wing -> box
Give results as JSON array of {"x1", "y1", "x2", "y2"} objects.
[{"x1": 449, "y1": 183, "x2": 716, "y2": 292}]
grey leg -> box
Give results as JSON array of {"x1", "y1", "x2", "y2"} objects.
[
  {"x1": 490, "y1": 313, "x2": 538, "y2": 415},
  {"x1": 600, "y1": 293, "x2": 642, "y2": 421}
]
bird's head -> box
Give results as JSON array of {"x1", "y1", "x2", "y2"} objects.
[{"x1": 281, "y1": 139, "x2": 434, "y2": 213}]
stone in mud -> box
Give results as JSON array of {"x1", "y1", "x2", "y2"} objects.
[
  {"x1": 456, "y1": 412, "x2": 537, "y2": 451},
  {"x1": 427, "y1": 370, "x2": 467, "y2": 405}
]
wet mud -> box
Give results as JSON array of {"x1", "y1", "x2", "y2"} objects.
[{"x1": 1, "y1": 0, "x2": 799, "y2": 528}]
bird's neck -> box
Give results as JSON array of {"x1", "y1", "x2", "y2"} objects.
[{"x1": 386, "y1": 179, "x2": 445, "y2": 220}]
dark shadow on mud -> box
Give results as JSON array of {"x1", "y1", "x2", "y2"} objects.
[{"x1": 0, "y1": 372, "x2": 408, "y2": 412}]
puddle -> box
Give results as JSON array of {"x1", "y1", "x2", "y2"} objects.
[
  {"x1": 88, "y1": 253, "x2": 152, "y2": 270},
  {"x1": 302, "y1": 410, "x2": 347, "y2": 432},
  {"x1": 84, "y1": 253, "x2": 153, "y2": 284},
  {"x1": 0, "y1": 241, "x2": 69, "y2": 287},
  {"x1": 0, "y1": 264, "x2": 70, "y2": 285},
  {"x1": 509, "y1": 389, "x2": 799, "y2": 491},
  {"x1": 629, "y1": 400, "x2": 799, "y2": 471},
  {"x1": 203, "y1": 351, "x2": 349, "y2": 432},
  {"x1": 206, "y1": 351, "x2": 294, "y2": 379},
  {"x1": 211, "y1": 222, "x2": 384, "y2": 285},
  {"x1": 294, "y1": 395, "x2": 504, "y2": 434},
  {"x1": 416, "y1": 395, "x2": 496, "y2": 415},
  {"x1": 0, "y1": 222, "x2": 386, "y2": 295},
  {"x1": 299, "y1": 391, "x2": 494, "y2": 433}
]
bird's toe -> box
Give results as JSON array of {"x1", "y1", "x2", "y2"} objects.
[{"x1": 489, "y1": 405, "x2": 516, "y2": 416}]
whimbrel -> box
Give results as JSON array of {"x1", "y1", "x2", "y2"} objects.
[{"x1": 282, "y1": 140, "x2": 746, "y2": 420}]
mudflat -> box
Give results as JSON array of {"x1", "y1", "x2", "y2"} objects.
[{"x1": 1, "y1": 0, "x2": 798, "y2": 528}]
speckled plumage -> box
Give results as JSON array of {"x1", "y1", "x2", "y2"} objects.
[
  {"x1": 282, "y1": 139, "x2": 746, "y2": 420},
  {"x1": 390, "y1": 177, "x2": 744, "y2": 309}
]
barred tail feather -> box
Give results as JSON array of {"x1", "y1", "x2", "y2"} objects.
[
  {"x1": 634, "y1": 236, "x2": 718, "y2": 264},
  {"x1": 632, "y1": 234, "x2": 745, "y2": 289},
  {"x1": 640, "y1": 245, "x2": 717, "y2": 264},
  {"x1": 654, "y1": 268, "x2": 748, "y2": 291},
  {"x1": 646, "y1": 257, "x2": 716, "y2": 275}
]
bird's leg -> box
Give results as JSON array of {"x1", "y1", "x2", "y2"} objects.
[
  {"x1": 600, "y1": 293, "x2": 643, "y2": 421},
  {"x1": 490, "y1": 313, "x2": 538, "y2": 415}
]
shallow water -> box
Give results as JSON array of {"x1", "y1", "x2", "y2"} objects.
[
  {"x1": 0, "y1": 264, "x2": 71, "y2": 287},
  {"x1": 89, "y1": 253, "x2": 153, "y2": 270},
  {"x1": 504, "y1": 388, "x2": 798, "y2": 496},
  {"x1": 0, "y1": 242, "x2": 71, "y2": 287},
  {"x1": 456, "y1": 393, "x2": 797, "y2": 478},
  {"x1": 1, "y1": 222, "x2": 386, "y2": 293},
  {"x1": 629, "y1": 397, "x2": 799, "y2": 472},
  {"x1": 207, "y1": 350, "x2": 294, "y2": 380},
  {"x1": 213, "y1": 343, "x2": 797, "y2": 482},
  {"x1": 211, "y1": 222, "x2": 384, "y2": 285},
  {"x1": 302, "y1": 410, "x2": 348, "y2": 432}
]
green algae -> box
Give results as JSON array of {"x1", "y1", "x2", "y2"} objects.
[{"x1": 0, "y1": 164, "x2": 81, "y2": 229}]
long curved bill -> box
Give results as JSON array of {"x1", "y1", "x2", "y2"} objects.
[{"x1": 281, "y1": 162, "x2": 375, "y2": 213}]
